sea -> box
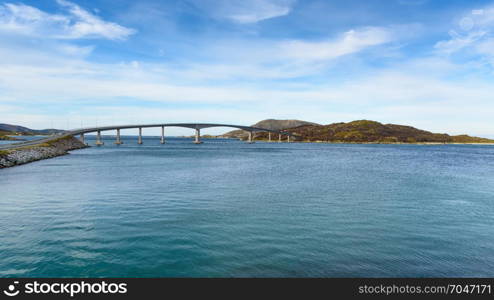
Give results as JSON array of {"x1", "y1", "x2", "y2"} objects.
[{"x1": 1, "y1": 136, "x2": 494, "y2": 277}]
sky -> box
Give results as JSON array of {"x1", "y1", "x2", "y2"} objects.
[{"x1": 1, "y1": 0, "x2": 494, "y2": 136}]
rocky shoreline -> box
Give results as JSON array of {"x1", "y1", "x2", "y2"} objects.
[{"x1": 0, "y1": 136, "x2": 88, "y2": 168}]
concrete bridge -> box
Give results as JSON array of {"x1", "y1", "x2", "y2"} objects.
[{"x1": 0, "y1": 123, "x2": 293, "y2": 150}]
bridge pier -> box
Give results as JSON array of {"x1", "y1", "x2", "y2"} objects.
[
  {"x1": 138, "y1": 128, "x2": 143, "y2": 144},
  {"x1": 115, "y1": 129, "x2": 123, "y2": 145},
  {"x1": 247, "y1": 131, "x2": 254, "y2": 143},
  {"x1": 3, "y1": 123, "x2": 299, "y2": 153},
  {"x1": 194, "y1": 128, "x2": 202, "y2": 144},
  {"x1": 287, "y1": 135, "x2": 290, "y2": 143},
  {"x1": 160, "y1": 126, "x2": 165, "y2": 144},
  {"x1": 268, "y1": 132, "x2": 271, "y2": 142},
  {"x1": 96, "y1": 130, "x2": 104, "y2": 146}
]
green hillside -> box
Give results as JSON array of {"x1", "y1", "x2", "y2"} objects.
[{"x1": 255, "y1": 120, "x2": 494, "y2": 144}]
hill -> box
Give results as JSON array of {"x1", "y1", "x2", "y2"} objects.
[
  {"x1": 220, "y1": 119, "x2": 318, "y2": 138},
  {"x1": 0, "y1": 123, "x2": 65, "y2": 135},
  {"x1": 254, "y1": 120, "x2": 494, "y2": 144},
  {"x1": 0, "y1": 130, "x2": 22, "y2": 141}
]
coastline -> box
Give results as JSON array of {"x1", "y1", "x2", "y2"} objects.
[
  {"x1": 244, "y1": 138, "x2": 494, "y2": 145},
  {"x1": 2, "y1": 136, "x2": 493, "y2": 169},
  {"x1": 0, "y1": 136, "x2": 24, "y2": 141},
  {"x1": 0, "y1": 136, "x2": 87, "y2": 168}
]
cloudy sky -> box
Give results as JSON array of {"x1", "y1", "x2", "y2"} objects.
[{"x1": 1, "y1": 0, "x2": 494, "y2": 136}]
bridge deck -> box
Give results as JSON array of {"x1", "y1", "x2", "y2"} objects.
[{"x1": 0, "y1": 123, "x2": 292, "y2": 150}]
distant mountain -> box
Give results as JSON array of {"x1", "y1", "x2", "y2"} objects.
[
  {"x1": 220, "y1": 119, "x2": 318, "y2": 138},
  {"x1": 0, "y1": 123, "x2": 65, "y2": 135},
  {"x1": 254, "y1": 120, "x2": 494, "y2": 144}
]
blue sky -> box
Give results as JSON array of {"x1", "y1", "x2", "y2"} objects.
[{"x1": 1, "y1": 0, "x2": 494, "y2": 136}]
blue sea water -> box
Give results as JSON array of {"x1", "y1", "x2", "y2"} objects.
[{"x1": 1, "y1": 136, "x2": 494, "y2": 277}]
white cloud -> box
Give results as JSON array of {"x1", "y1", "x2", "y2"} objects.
[
  {"x1": 192, "y1": 0, "x2": 295, "y2": 24},
  {"x1": 435, "y1": 30, "x2": 487, "y2": 54},
  {"x1": 2, "y1": 55, "x2": 494, "y2": 137},
  {"x1": 0, "y1": 3, "x2": 493, "y2": 137},
  {"x1": 279, "y1": 27, "x2": 393, "y2": 62},
  {"x1": 55, "y1": 0, "x2": 135, "y2": 39},
  {"x1": 169, "y1": 26, "x2": 395, "y2": 80},
  {"x1": 57, "y1": 44, "x2": 95, "y2": 57},
  {"x1": 476, "y1": 37, "x2": 494, "y2": 56},
  {"x1": 0, "y1": 0, "x2": 135, "y2": 40},
  {"x1": 434, "y1": 4, "x2": 494, "y2": 61},
  {"x1": 475, "y1": 6, "x2": 494, "y2": 27},
  {"x1": 227, "y1": 0, "x2": 294, "y2": 23}
]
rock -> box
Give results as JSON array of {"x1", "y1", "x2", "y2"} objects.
[{"x1": 0, "y1": 136, "x2": 88, "y2": 168}]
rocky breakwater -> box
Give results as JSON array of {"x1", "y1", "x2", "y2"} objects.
[{"x1": 0, "y1": 136, "x2": 88, "y2": 168}]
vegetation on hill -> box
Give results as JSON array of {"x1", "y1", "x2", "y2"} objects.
[
  {"x1": 253, "y1": 120, "x2": 494, "y2": 144},
  {"x1": 0, "y1": 130, "x2": 22, "y2": 141},
  {"x1": 0, "y1": 123, "x2": 64, "y2": 135},
  {"x1": 0, "y1": 123, "x2": 65, "y2": 141},
  {"x1": 220, "y1": 119, "x2": 318, "y2": 138}
]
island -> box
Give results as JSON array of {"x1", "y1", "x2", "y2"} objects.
[
  {"x1": 1, "y1": 119, "x2": 493, "y2": 169},
  {"x1": 221, "y1": 119, "x2": 494, "y2": 144},
  {"x1": 0, "y1": 130, "x2": 22, "y2": 141}
]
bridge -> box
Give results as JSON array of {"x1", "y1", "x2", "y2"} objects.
[{"x1": 0, "y1": 123, "x2": 293, "y2": 150}]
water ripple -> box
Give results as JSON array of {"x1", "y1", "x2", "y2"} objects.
[{"x1": 1, "y1": 138, "x2": 494, "y2": 277}]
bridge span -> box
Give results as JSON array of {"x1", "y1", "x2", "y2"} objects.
[{"x1": 0, "y1": 123, "x2": 293, "y2": 150}]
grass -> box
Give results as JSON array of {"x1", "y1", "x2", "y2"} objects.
[{"x1": 0, "y1": 150, "x2": 11, "y2": 156}]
